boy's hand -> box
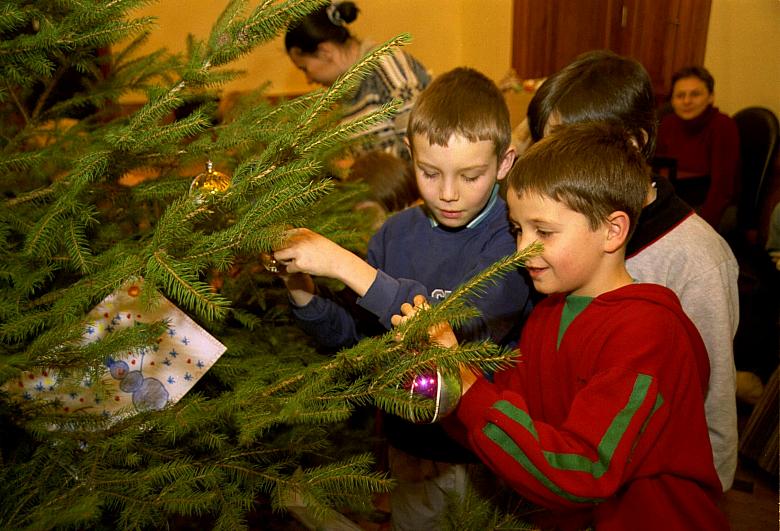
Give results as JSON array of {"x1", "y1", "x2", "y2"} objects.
[
  {"x1": 391, "y1": 294, "x2": 480, "y2": 397},
  {"x1": 260, "y1": 251, "x2": 315, "y2": 306},
  {"x1": 391, "y1": 295, "x2": 458, "y2": 349},
  {"x1": 273, "y1": 228, "x2": 346, "y2": 278},
  {"x1": 273, "y1": 228, "x2": 378, "y2": 297}
]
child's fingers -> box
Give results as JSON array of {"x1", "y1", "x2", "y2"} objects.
[
  {"x1": 413, "y1": 294, "x2": 428, "y2": 308},
  {"x1": 399, "y1": 301, "x2": 415, "y2": 317}
]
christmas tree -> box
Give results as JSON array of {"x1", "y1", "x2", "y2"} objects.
[{"x1": 0, "y1": 1, "x2": 539, "y2": 528}]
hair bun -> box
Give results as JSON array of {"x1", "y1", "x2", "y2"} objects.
[{"x1": 335, "y1": 2, "x2": 359, "y2": 24}]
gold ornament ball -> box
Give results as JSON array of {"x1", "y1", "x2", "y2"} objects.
[{"x1": 189, "y1": 160, "x2": 231, "y2": 197}]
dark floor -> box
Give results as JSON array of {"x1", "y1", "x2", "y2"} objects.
[
  {"x1": 720, "y1": 400, "x2": 779, "y2": 531},
  {"x1": 722, "y1": 459, "x2": 778, "y2": 531}
]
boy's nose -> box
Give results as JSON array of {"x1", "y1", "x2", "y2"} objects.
[
  {"x1": 439, "y1": 179, "x2": 459, "y2": 201},
  {"x1": 517, "y1": 233, "x2": 531, "y2": 250}
]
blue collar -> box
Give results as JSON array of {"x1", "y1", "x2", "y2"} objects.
[{"x1": 428, "y1": 183, "x2": 500, "y2": 229}]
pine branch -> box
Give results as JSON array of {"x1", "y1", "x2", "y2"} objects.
[{"x1": 147, "y1": 250, "x2": 230, "y2": 323}]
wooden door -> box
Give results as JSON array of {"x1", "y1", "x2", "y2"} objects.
[
  {"x1": 511, "y1": 0, "x2": 711, "y2": 98},
  {"x1": 512, "y1": 0, "x2": 622, "y2": 79},
  {"x1": 618, "y1": 0, "x2": 712, "y2": 97}
]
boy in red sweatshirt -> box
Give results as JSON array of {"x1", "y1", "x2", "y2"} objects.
[{"x1": 393, "y1": 122, "x2": 729, "y2": 530}]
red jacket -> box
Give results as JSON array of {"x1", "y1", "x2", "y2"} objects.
[{"x1": 448, "y1": 284, "x2": 728, "y2": 530}]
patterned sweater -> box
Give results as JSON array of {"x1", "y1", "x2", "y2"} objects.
[{"x1": 340, "y1": 40, "x2": 430, "y2": 160}]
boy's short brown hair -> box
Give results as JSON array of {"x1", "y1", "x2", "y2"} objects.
[
  {"x1": 407, "y1": 67, "x2": 511, "y2": 158},
  {"x1": 508, "y1": 122, "x2": 650, "y2": 240}
]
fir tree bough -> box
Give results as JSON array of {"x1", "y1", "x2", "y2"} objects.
[{"x1": 0, "y1": 1, "x2": 541, "y2": 529}]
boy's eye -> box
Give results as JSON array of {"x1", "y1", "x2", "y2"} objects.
[
  {"x1": 508, "y1": 225, "x2": 521, "y2": 237},
  {"x1": 422, "y1": 171, "x2": 439, "y2": 179},
  {"x1": 536, "y1": 229, "x2": 552, "y2": 238},
  {"x1": 461, "y1": 173, "x2": 481, "y2": 182}
]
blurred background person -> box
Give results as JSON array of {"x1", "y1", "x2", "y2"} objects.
[
  {"x1": 285, "y1": 1, "x2": 430, "y2": 161},
  {"x1": 655, "y1": 66, "x2": 740, "y2": 229}
]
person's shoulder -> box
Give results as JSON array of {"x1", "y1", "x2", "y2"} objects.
[
  {"x1": 666, "y1": 214, "x2": 736, "y2": 261},
  {"x1": 602, "y1": 282, "x2": 678, "y2": 306},
  {"x1": 375, "y1": 48, "x2": 431, "y2": 87},
  {"x1": 712, "y1": 109, "x2": 740, "y2": 133},
  {"x1": 598, "y1": 284, "x2": 690, "y2": 330},
  {"x1": 659, "y1": 111, "x2": 681, "y2": 128},
  {"x1": 635, "y1": 213, "x2": 736, "y2": 266},
  {"x1": 473, "y1": 196, "x2": 518, "y2": 243},
  {"x1": 376, "y1": 204, "x2": 428, "y2": 233},
  {"x1": 483, "y1": 195, "x2": 511, "y2": 227}
]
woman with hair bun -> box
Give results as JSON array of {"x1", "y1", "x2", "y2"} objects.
[{"x1": 285, "y1": 1, "x2": 430, "y2": 160}]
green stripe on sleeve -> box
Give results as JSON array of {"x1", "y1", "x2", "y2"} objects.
[
  {"x1": 483, "y1": 424, "x2": 605, "y2": 504},
  {"x1": 486, "y1": 374, "x2": 659, "y2": 487}
]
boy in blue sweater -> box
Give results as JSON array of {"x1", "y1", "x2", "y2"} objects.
[{"x1": 273, "y1": 67, "x2": 533, "y2": 530}]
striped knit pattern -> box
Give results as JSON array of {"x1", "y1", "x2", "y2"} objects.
[{"x1": 341, "y1": 43, "x2": 430, "y2": 160}]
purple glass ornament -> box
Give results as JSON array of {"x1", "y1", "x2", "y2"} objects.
[{"x1": 405, "y1": 368, "x2": 462, "y2": 423}]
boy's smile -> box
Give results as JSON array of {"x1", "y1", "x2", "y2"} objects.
[
  {"x1": 410, "y1": 134, "x2": 513, "y2": 229},
  {"x1": 507, "y1": 190, "x2": 629, "y2": 297}
]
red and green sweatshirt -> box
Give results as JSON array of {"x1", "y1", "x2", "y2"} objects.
[{"x1": 447, "y1": 283, "x2": 729, "y2": 530}]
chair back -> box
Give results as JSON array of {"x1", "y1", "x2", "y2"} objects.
[{"x1": 732, "y1": 107, "x2": 779, "y2": 232}]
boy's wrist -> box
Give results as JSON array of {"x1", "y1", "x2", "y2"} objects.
[
  {"x1": 334, "y1": 248, "x2": 378, "y2": 298},
  {"x1": 289, "y1": 290, "x2": 314, "y2": 307},
  {"x1": 282, "y1": 273, "x2": 315, "y2": 306}
]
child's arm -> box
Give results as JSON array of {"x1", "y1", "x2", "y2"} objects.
[
  {"x1": 274, "y1": 228, "x2": 378, "y2": 299},
  {"x1": 270, "y1": 228, "x2": 379, "y2": 349},
  {"x1": 456, "y1": 366, "x2": 665, "y2": 510}
]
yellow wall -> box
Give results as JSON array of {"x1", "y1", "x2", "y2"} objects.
[
  {"x1": 129, "y1": 0, "x2": 513, "y2": 98},
  {"x1": 705, "y1": 0, "x2": 780, "y2": 117}
]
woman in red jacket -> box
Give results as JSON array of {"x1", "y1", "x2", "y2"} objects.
[{"x1": 656, "y1": 66, "x2": 740, "y2": 228}]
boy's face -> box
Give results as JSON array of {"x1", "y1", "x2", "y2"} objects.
[
  {"x1": 507, "y1": 189, "x2": 612, "y2": 297},
  {"x1": 409, "y1": 133, "x2": 514, "y2": 229}
]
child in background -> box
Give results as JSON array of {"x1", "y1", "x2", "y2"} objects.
[
  {"x1": 524, "y1": 50, "x2": 739, "y2": 492},
  {"x1": 395, "y1": 122, "x2": 729, "y2": 530},
  {"x1": 348, "y1": 151, "x2": 420, "y2": 230},
  {"x1": 272, "y1": 67, "x2": 533, "y2": 529}
]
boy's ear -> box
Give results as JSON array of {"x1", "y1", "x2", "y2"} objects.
[
  {"x1": 604, "y1": 211, "x2": 630, "y2": 253},
  {"x1": 496, "y1": 146, "x2": 517, "y2": 181},
  {"x1": 403, "y1": 136, "x2": 412, "y2": 159}
]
